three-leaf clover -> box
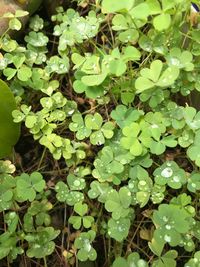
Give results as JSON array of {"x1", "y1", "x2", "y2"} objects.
[
  {"x1": 184, "y1": 251, "x2": 200, "y2": 267},
  {"x1": 107, "y1": 217, "x2": 131, "y2": 242},
  {"x1": 153, "y1": 161, "x2": 186, "y2": 189},
  {"x1": 74, "y1": 230, "x2": 97, "y2": 261},
  {"x1": 105, "y1": 187, "x2": 131, "y2": 220},
  {"x1": 152, "y1": 203, "x2": 192, "y2": 246},
  {"x1": 69, "y1": 202, "x2": 94, "y2": 229},
  {"x1": 187, "y1": 172, "x2": 200, "y2": 193},
  {"x1": 25, "y1": 227, "x2": 60, "y2": 258},
  {"x1": 55, "y1": 181, "x2": 84, "y2": 206},
  {"x1": 135, "y1": 60, "x2": 179, "y2": 93},
  {"x1": 111, "y1": 105, "x2": 143, "y2": 129},
  {"x1": 166, "y1": 48, "x2": 194, "y2": 71},
  {"x1": 112, "y1": 252, "x2": 148, "y2": 267},
  {"x1": 16, "y1": 172, "x2": 46, "y2": 202}
]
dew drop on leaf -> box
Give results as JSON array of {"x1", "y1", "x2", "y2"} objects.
[
  {"x1": 161, "y1": 167, "x2": 173, "y2": 178},
  {"x1": 165, "y1": 224, "x2": 171, "y2": 230},
  {"x1": 173, "y1": 176, "x2": 180, "y2": 182},
  {"x1": 164, "y1": 234, "x2": 171, "y2": 242}
]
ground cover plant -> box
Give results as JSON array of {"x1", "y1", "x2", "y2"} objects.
[{"x1": 1, "y1": 0, "x2": 200, "y2": 266}]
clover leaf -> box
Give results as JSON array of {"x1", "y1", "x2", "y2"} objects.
[
  {"x1": 152, "y1": 250, "x2": 178, "y2": 267},
  {"x1": 187, "y1": 129, "x2": 200, "y2": 166},
  {"x1": 153, "y1": 161, "x2": 186, "y2": 189},
  {"x1": 89, "y1": 121, "x2": 114, "y2": 145},
  {"x1": 25, "y1": 32, "x2": 49, "y2": 47},
  {"x1": 67, "y1": 173, "x2": 86, "y2": 191},
  {"x1": 135, "y1": 60, "x2": 179, "y2": 93},
  {"x1": 108, "y1": 217, "x2": 131, "y2": 242},
  {"x1": 16, "y1": 172, "x2": 46, "y2": 202},
  {"x1": 25, "y1": 227, "x2": 60, "y2": 258},
  {"x1": 128, "y1": 166, "x2": 153, "y2": 207},
  {"x1": 74, "y1": 230, "x2": 97, "y2": 262},
  {"x1": 102, "y1": 0, "x2": 134, "y2": 13},
  {"x1": 53, "y1": 9, "x2": 101, "y2": 52},
  {"x1": 105, "y1": 187, "x2": 131, "y2": 219},
  {"x1": 152, "y1": 203, "x2": 192, "y2": 246},
  {"x1": 92, "y1": 146, "x2": 124, "y2": 184},
  {"x1": 153, "y1": 13, "x2": 171, "y2": 31},
  {"x1": 112, "y1": 252, "x2": 148, "y2": 267},
  {"x1": 187, "y1": 172, "x2": 200, "y2": 193},
  {"x1": 185, "y1": 251, "x2": 200, "y2": 267},
  {"x1": 0, "y1": 188, "x2": 13, "y2": 212},
  {"x1": 183, "y1": 107, "x2": 200, "y2": 130},
  {"x1": 166, "y1": 48, "x2": 194, "y2": 71},
  {"x1": 111, "y1": 105, "x2": 143, "y2": 129},
  {"x1": 120, "y1": 122, "x2": 146, "y2": 156},
  {"x1": 29, "y1": 15, "x2": 44, "y2": 32},
  {"x1": 151, "y1": 184, "x2": 166, "y2": 204},
  {"x1": 69, "y1": 202, "x2": 94, "y2": 229},
  {"x1": 46, "y1": 55, "x2": 69, "y2": 74},
  {"x1": 55, "y1": 181, "x2": 84, "y2": 206},
  {"x1": 88, "y1": 181, "x2": 111, "y2": 203},
  {"x1": 73, "y1": 79, "x2": 104, "y2": 98},
  {"x1": 69, "y1": 113, "x2": 91, "y2": 140},
  {"x1": 0, "y1": 229, "x2": 23, "y2": 260}
]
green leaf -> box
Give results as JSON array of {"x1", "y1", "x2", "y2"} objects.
[
  {"x1": 141, "y1": 60, "x2": 163, "y2": 82},
  {"x1": 156, "y1": 67, "x2": 179, "y2": 87},
  {"x1": 109, "y1": 59, "x2": 127, "y2": 76},
  {"x1": 122, "y1": 46, "x2": 141, "y2": 62},
  {"x1": 74, "y1": 202, "x2": 88, "y2": 217},
  {"x1": 153, "y1": 13, "x2": 171, "y2": 31},
  {"x1": 17, "y1": 66, "x2": 32, "y2": 82},
  {"x1": 135, "y1": 77, "x2": 155, "y2": 92},
  {"x1": 108, "y1": 218, "x2": 130, "y2": 242},
  {"x1": 9, "y1": 18, "x2": 22, "y2": 31},
  {"x1": 0, "y1": 80, "x2": 20, "y2": 158},
  {"x1": 102, "y1": 0, "x2": 135, "y2": 13},
  {"x1": 130, "y1": 3, "x2": 150, "y2": 20},
  {"x1": 81, "y1": 72, "x2": 107, "y2": 86}
]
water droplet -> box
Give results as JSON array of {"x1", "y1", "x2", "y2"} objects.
[
  {"x1": 162, "y1": 216, "x2": 168, "y2": 222},
  {"x1": 161, "y1": 167, "x2": 173, "y2": 178},
  {"x1": 164, "y1": 234, "x2": 171, "y2": 242},
  {"x1": 128, "y1": 183, "x2": 134, "y2": 189},
  {"x1": 68, "y1": 109, "x2": 74, "y2": 115},
  {"x1": 173, "y1": 176, "x2": 180, "y2": 182},
  {"x1": 118, "y1": 226, "x2": 124, "y2": 232},
  {"x1": 151, "y1": 124, "x2": 158, "y2": 129},
  {"x1": 74, "y1": 180, "x2": 81, "y2": 187},
  {"x1": 139, "y1": 180, "x2": 146, "y2": 186},
  {"x1": 165, "y1": 224, "x2": 171, "y2": 230}
]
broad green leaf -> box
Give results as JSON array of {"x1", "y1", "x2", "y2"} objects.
[
  {"x1": 122, "y1": 46, "x2": 141, "y2": 62},
  {"x1": 141, "y1": 60, "x2": 163, "y2": 82},
  {"x1": 102, "y1": 0, "x2": 135, "y2": 13},
  {"x1": 81, "y1": 72, "x2": 107, "y2": 86},
  {"x1": 17, "y1": 66, "x2": 32, "y2": 82},
  {"x1": 156, "y1": 67, "x2": 179, "y2": 87},
  {"x1": 148, "y1": 237, "x2": 164, "y2": 257},
  {"x1": 130, "y1": 3, "x2": 150, "y2": 19},
  {"x1": 135, "y1": 77, "x2": 155, "y2": 92},
  {"x1": 9, "y1": 18, "x2": 22, "y2": 31},
  {"x1": 109, "y1": 59, "x2": 127, "y2": 76},
  {"x1": 0, "y1": 80, "x2": 20, "y2": 158},
  {"x1": 146, "y1": 0, "x2": 161, "y2": 14},
  {"x1": 153, "y1": 13, "x2": 171, "y2": 31}
]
